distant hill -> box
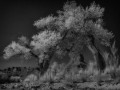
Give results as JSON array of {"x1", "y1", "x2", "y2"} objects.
[{"x1": 0, "y1": 56, "x2": 38, "y2": 69}]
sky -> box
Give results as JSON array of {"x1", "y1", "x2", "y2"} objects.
[{"x1": 0, "y1": 0, "x2": 119, "y2": 68}]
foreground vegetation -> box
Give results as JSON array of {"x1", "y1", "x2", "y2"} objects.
[
  {"x1": 1, "y1": 41, "x2": 120, "y2": 90},
  {"x1": 21, "y1": 42, "x2": 120, "y2": 90}
]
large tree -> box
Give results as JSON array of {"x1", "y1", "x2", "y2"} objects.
[{"x1": 3, "y1": 1, "x2": 114, "y2": 75}]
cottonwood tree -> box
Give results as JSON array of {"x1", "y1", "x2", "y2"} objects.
[{"x1": 3, "y1": 1, "x2": 114, "y2": 75}]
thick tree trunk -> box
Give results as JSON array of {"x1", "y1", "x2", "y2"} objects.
[
  {"x1": 87, "y1": 34, "x2": 106, "y2": 72},
  {"x1": 78, "y1": 54, "x2": 86, "y2": 69},
  {"x1": 87, "y1": 45, "x2": 98, "y2": 66},
  {"x1": 38, "y1": 59, "x2": 50, "y2": 75},
  {"x1": 39, "y1": 50, "x2": 55, "y2": 75},
  {"x1": 95, "y1": 47, "x2": 106, "y2": 72},
  {"x1": 87, "y1": 44, "x2": 106, "y2": 72}
]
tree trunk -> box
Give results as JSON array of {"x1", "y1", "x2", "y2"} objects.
[
  {"x1": 96, "y1": 48, "x2": 106, "y2": 71},
  {"x1": 39, "y1": 50, "x2": 55, "y2": 75},
  {"x1": 87, "y1": 44, "x2": 106, "y2": 72},
  {"x1": 87, "y1": 45, "x2": 98, "y2": 66},
  {"x1": 78, "y1": 54, "x2": 86, "y2": 69},
  {"x1": 87, "y1": 34, "x2": 106, "y2": 72}
]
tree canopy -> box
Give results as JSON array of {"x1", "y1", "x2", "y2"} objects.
[{"x1": 3, "y1": 1, "x2": 114, "y2": 73}]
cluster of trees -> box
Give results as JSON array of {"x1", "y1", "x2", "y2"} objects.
[
  {"x1": 3, "y1": 1, "x2": 114, "y2": 77},
  {"x1": 0, "y1": 67, "x2": 38, "y2": 84}
]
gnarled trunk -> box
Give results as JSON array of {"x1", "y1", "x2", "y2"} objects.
[
  {"x1": 87, "y1": 44, "x2": 106, "y2": 72},
  {"x1": 39, "y1": 50, "x2": 55, "y2": 76},
  {"x1": 78, "y1": 54, "x2": 86, "y2": 69},
  {"x1": 87, "y1": 34, "x2": 106, "y2": 72}
]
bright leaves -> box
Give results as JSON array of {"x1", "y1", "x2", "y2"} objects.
[
  {"x1": 30, "y1": 30, "x2": 61, "y2": 53},
  {"x1": 34, "y1": 16, "x2": 56, "y2": 29},
  {"x1": 3, "y1": 41, "x2": 30, "y2": 59}
]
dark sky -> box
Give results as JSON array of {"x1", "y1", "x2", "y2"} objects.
[{"x1": 0, "y1": 0, "x2": 119, "y2": 68}]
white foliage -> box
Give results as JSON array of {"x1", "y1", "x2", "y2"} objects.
[
  {"x1": 30, "y1": 30, "x2": 61, "y2": 53},
  {"x1": 34, "y1": 16, "x2": 56, "y2": 28},
  {"x1": 65, "y1": 16, "x2": 75, "y2": 29},
  {"x1": 18, "y1": 36, "x2": 29, "y2": 46},
  {"x1": 3, "y1": 41, "x2": 30, "y2": 59}
]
